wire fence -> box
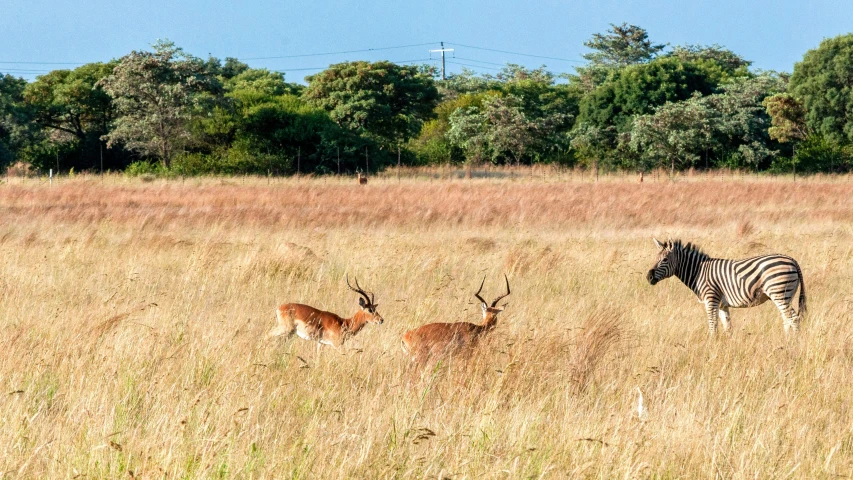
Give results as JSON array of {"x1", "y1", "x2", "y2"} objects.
[{"x1": 4, "y1": 165, "x2": 852, "y2": 187}]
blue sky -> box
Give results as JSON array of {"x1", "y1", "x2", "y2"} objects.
[{"x1": 1, "y1": 0, "x2": 851, "y2": 83}]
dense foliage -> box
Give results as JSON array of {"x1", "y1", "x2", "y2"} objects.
[{"x1": 1, "y1": 29, "x2": 852, "y2": 175}]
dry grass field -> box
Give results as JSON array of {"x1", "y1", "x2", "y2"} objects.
[{"x1": 1, "y1": 173, "x2": 853, "y2": 479}]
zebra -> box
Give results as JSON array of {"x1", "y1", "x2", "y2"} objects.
[{"x1": 646, "y1": 238, "x2": 806, "y2": 335}]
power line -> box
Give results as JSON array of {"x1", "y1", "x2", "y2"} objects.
[
  {"x1": 0, "y1": 42, "x2": 439, "y2": 67},
  {"x1": 273, "y1": 57, "x2": 434, "y2": 73},
  {"x1": 452, "y1": 57, "x2": 506, "y2": 67},
  {"x1": 240, "y1": 42, "x2": 438, "y2": 61},
  {"x1": 1, "y1": 42, "x2": 585, "y2": 72},
  {"x1": 0, "y1": 60, "x2": 86, "y2": 65},
  {"x1": 1, "y1": 68, "x2": 52, "y2": 73},
  {"x1": 445, "y1": 60, "x2": 502, "y2": 71},
  {"x1": 446, "y1": 42, "x2": 584, "y2": 63}
]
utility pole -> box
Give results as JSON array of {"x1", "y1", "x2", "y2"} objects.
[{"x1": 430, "y1": 42, "x2": 454, "y2": 81}]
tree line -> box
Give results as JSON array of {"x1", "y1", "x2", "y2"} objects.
[{"x1": 1, "y1": 26, "x2": 852, "y2": 176}]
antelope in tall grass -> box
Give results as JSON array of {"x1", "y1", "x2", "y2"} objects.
[
  {"x1": 269, "y1": 276, "x2": 383, "y2": 350},
  {"x1": 357, "y1": 169, "x2": 368, "y2": 185},
  {"x1": 401, "y1": 275, "x2": 510, "y2": 364}
]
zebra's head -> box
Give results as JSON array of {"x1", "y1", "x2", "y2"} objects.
[{"x1": 647, "y1": 238, "x2": 676, "y2": 285}]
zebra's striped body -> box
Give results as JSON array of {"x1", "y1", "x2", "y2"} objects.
[{"x1": 647, "y1": 239, "x2": 806, "y2": 335}]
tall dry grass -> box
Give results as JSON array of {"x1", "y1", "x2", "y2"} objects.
[{"x1": 1, "y1": 174, "x2": 852, "y2": 478}]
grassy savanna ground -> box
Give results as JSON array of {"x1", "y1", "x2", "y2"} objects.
[{"x1": 1, "y1": 173, "x2": 853, "y2": 479}]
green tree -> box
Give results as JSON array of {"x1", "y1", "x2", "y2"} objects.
[
  {"x1": 790, "y1": 33, "x2": 853, "y2": 145},
  {"x1": 202, "y1": 56, "x2": 249, "y2": 80},
  {"x1": 100, "y1": 40, "x2": 220, "y2": 168},
  {"x1": 764, "y1": 93, "x2": 808, "y2": 144},
  {"x1": 569, "y1": 122, "x2": 618, "y2": 174},
  {"x1": 790, "y1": 33, "x2": 853, "y2": 144},
  {"x1": 438, "y1": 68, "x2": 496, "y2": 99},
  {"x1": 582, "y1": 23, "x2": 665, "y2": 67},
  {"x1": 23, "y1": 62, "x2": 117, "y2": 170},
  {"x1": 231, "y1": 94, "x2": 341, "y2": 175},
  {"x1": 665, "y1": 44, "x2": 751, "y2": 85},
  {"x1": 191, "y1": 68, "x2": 304, "y2": 152},
  {"x1": 412, "y1": 91, "x2": 492, "y2": 165},
  {"x1": 764, "y1": 92, "x2": 809, "y2": 171},
  {"x1": 447, "y1": 93, "x2": 570, "y2": 166},
  {"x1": 703, "y1": 73, "x2": 786, "y2": 169},
  {"x1": 447, "y1": 105, "x2": 489, "y2": 164},
  {"x1": 0, "y1": 74, "x2": 33, "y2": 169},
  {"x1": 420, "y1": 65, "x2": 578, "y2": 166},
  {"x1": 666, "y1": 44, "x2": 750, "y2": 71},
  {"x1": 572, "y1": 23, "x2": 665, "y2": 92},
  {"x1": 577, "y1": 57, "x2": 716, "y2": 133},
  {"x1": 630, "y1": 97, "x2": 713, "y2": 175},
  {"x1": 482, "y1": 94, "x2": 543, "y2": 165},
  {"x1": 303, "y1": 61, "x2": 439, "y2": 149},
  {"x1": 225, "y1": 69, "x2": 302, "y2": 98},
  {"x1": 785, "y1": 134, "x2": 851, "y2": 173}
]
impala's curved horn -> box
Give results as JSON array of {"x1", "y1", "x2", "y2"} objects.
[
  {"x1": 473, "y1": 276, "x2": 487, "y2": 306},
  {"x1": 354, "y1": 276, "x2": 375, "y2": 304},
  {"x1": 490, "y1": 274, "x2": 511, "y2": 307},
  {"x1": 358, "y1": 277, "x2": 375, "y2": 305},
  {"x1": 346, "y1": 275, "x2": 371, "y2": 305}
]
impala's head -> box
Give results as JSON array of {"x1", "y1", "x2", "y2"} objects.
[
  {"x1": 474, "y1": 274, "x2": 511, "y2": 324},
  {"x1": 347, "y1": 275, "x2": 383, "y2": 324}
]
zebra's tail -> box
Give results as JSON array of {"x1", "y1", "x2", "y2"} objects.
[{"x1": 796, "y1": 262, "x2": 807, "y2": 317}]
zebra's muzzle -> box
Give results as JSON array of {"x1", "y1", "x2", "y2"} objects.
[{"x1": 647, "y1": 270, "x2": 659, "y2": 285}]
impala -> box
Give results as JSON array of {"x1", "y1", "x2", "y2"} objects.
[
  {"x1": 268, "y1": 276, "x2": 383, "y2": 349},
  {"x1": 357, "y1": 170, "x2": 368, "y2": 185},
  {"x1": 401, "y1": 275, "x2": 511, "y2": 364}
]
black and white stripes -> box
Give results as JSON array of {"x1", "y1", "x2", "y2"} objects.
[{"x1": 647, "y1": 239, "x2": 806, "y2": 334}]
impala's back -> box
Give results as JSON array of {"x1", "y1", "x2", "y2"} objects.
[
  {"x1": 401, "y1": 321, "x2": 485, "y2": 360},
  {"x1": 402, "y1": 275, "x2": 510, "y2": 364}
]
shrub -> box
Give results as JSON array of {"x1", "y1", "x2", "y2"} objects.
[
  {"x1": 771, "y1": 135, "x2": 852, "y2": 174},
  {"x1": 124, "y1": 160, "x2": 167, "y2": 177}
]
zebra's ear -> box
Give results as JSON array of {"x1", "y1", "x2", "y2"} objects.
[{"x1": 653, "y1": 237, "x2": 664, "y2": 250}]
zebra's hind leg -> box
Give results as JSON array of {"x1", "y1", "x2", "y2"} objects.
[
  {"x1": 719, "y1": 305, "x2": 732, "y2": 333},
  {"x1": 704, "y1": 301, "x2": 720, "y2": 336},
  {"x1": 772, "y1": 295, "x2": 799, "y2": 334}
]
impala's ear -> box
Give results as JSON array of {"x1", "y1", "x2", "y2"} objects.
[
  {"x1": 358, "y1": 297, "x2": 366, "y2": 308},
  {"x1": 372, "y1": 303, "x2": 379, "y2": 309},
  {"x1": 481, "y1": 303, "x2": 488, "y2": 316},
  {"x1": 653, "y1": 237, "x2": 664, "y2": 250}
]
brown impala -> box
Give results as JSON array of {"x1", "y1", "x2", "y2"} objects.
[
  {"x1": 268, "y1": 276, "x2": 383, "y2": 349},
  {"x1": 401, "y1": 275, "x2": 510, "y2": 364}
]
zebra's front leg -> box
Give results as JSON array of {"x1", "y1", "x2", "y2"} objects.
[
  {"x1": 719, "y1": 305, "x2": 732, "y2": 333},
  {"x1": 704, "y1": 300, "x2": 720, "y2": 336}
]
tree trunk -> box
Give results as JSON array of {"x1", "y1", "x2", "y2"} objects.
[
  {"x1": 792, "y1": 143, "x2": 796, "y2": 181},
  {"x1": 162, "y1": 139, "x2": 171, "y2": 169}
]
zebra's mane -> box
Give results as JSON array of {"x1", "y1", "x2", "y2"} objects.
[{"x1": 670, "y1": 239, "x2": 709, "y2": 259}]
